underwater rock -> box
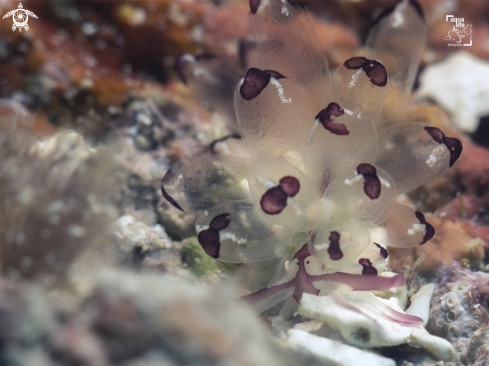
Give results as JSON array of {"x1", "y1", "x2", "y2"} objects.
[
  {"x1": 1, "y1": 270, "x2": 291, "y2": 366},
  {"x1": 0, "y1": 105, "x2": 117, "y2": 279},
  {"x1": 0, "y1": 277, "x2": 107, "y2": 366},
  {"x1": 466, "y1": 326, "x2": 489, "y2": 366},
  {"x1": 84, "y1": 270, "x2": 286, "y2": 366},
  {"x1": 287, "y1": 329, "x2": 395, "y2": 366},
  {"x1": 415, "y1": 216, "x2": 485, "y2": 272},
  {"x1": 111, "y1": 98, "x2": 190, "y2": 152},
  {"x1": 0, "y1": 0, "x2": 249, "y2": 136},
  {"x1": 113, "y1": 210, "x2": 188, "y2": 275},
  {"x1": 114, "y1": 215, "x2": 171, "y2": 254},
  {"x1": 428, "y1": 263, "x2": 489, "y2": 364},
  {"x1": 156, "y1": 203, "x2": 196, "y2": 241},
  {"x1": 2, "y1": 1, "x2": 488, "y2": 366},
  {"x1": 455, "y1": 139, "x2": 489, "y2": 206},
  {"x1": 180, "y1": 237, "x2": 220, "y2": 278}
]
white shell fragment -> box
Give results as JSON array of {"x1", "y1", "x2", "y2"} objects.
[
  {"x1": 405, "y1": 283, "x2": 435, "y2": 327},
  {"x1": 287, "y1": 329, "x2": 396, "y2": 366},
  {"x1": 298, "y1": 292, "x2": 455, "y2": 361},
  {"x1": 417, "y1": 51, "x2": 489, "y2": 133}
]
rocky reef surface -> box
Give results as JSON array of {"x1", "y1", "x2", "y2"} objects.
[{"x1": 1, "y1": 1, "x2": 489, "y2": 366}]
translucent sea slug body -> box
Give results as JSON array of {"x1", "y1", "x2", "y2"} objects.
[{"x1": 163, "y1": 0, "x2": 462, "y2": 317}]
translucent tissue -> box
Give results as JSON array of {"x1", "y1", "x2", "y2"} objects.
[{"x1": 162, "y1": 0, "x2": 462, "y2": 313}]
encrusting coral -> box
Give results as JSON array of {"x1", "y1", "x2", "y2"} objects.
[
  {"x1": 162, "y1": 0, "x2": 461, "y2": 361},
  {"x1": 428, "y1": 264, "x2": 489, "y2": 365}
]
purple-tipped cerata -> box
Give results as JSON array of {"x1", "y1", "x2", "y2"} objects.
[
  {"x1": 197, "y1": 230, "x2": 221, "y2": 258},
  {"x1": 249, "y1": 0, "x2": 261, "y2": 14},
  {"x1": 408, "y1": 0, "x2": 425, "y2": 20},
  {"x1": 197, "y1": 213, "x2": 231, "y2": 258},
  {"x1": 374, "y1": 0, "x2": 425, "y2": 26},
  {"x1": 344, "y1": 57, "x2": 368, "y2": 70},
  {"x1": 260, "y1": 186, "x2": 288, "y2": 215},
  {"x1": 315, "y1": 102, "x2": 349, "y2": 135},
  {"x1": 264, "y1": 70, "x2": 286, "y2": 80},
  {"x1": 356, "y1": 163, "x2": 377, "y2": 176},
  {"x1": 209, "y1": 213, "x2": 231, "y2": 230},
  {"x1": 161, "y1": 168, "x2": 184, "y2": 212},
  {"x1": 327, "y1": 231, "x2": 343, "y2": 260},
  {"x1": 359, "y1": 258, "x2": 378, "y2": 276},
  {"x1": 445, "y1": 138, "x2": 463, "y2": 167},
  {"x1": 260, "y1": 176, "x2": 300, "y2": 215},
  {"x1": 344, "y1": 57, "x2": 388, "y2": 87},
  {"x1": 209, "y1": 134, "x2": 242, "y2": 154},
  {"x1": 356, "y1": 163, "x2": 381, "y2": 200},
  {"x1": 362, "y1": 60, "x2": 388, "y2": 87},
  {"x1": 240, "y1": 68, "x2": 271, "y2": 100},
  {"x1": 415, "y1": 211, "x2": 435, "y2": 245},
  {"x1": 424, "y1": 126, "x2": 462, "y2": 167},
  {"x1": 375, "y1": 243, "x2": 389, "y2": 259},
  {"x1": 279, "y1": 176, "x2": 300, "y2": 197},
  {"x1": 424, "y1": 126, "x2": 444, "y2": 143}
]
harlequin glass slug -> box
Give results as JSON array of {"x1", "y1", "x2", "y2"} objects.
[{"x1": 163, "y1": 0, "x2": 462, "y2": 315}]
